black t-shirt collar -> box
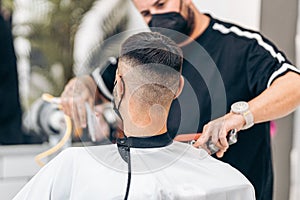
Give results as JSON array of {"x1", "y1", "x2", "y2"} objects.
[{"x1": 116, "y1": 132, "x2": 173, "y2": 149}]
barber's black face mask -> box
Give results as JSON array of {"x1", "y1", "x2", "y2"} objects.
[
  {"x1": 112, "y1": 77, "x2": 125, "y2": 121},
  {"x1": 148, "y1": 12, "x2": 192, "y2": 43}
]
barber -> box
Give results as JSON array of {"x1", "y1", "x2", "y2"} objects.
[{"x1": 61, "y1": 0, "x2": 300, "y2": 199}]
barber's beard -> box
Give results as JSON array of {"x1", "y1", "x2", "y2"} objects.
[
  {"x1": 148, "y1": 5, "x2": 196, "y2": 44},
  {"x1": 185, "y1": 5, "x2": 195, "y2": 36}
]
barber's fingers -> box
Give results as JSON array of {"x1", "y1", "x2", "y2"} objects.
[
  {"x1": 73, "y1": 89, "x2": 94, "y2": 128},
  {"x1": 211, "y1": 127, "x2": 220, "y2": 144},
  {"x1": 215, "y1": 141, "x2": 227, "y2": 158},
  {"x1": 210, "y1": 129, "x2": 229, "y2": 158},
  {"x1": 194, "y1": 124, "x2": 211, "y2": 147},
  {"x1": 61, "y1": 79, "x2": 76, "y2": 117},
  {"x1": 218, "y1": 126, "x2": 229, "y2": 150},
  {"x1": 76, "y1": 99, "x2": 87, "y2": 128},
  {"x1": 72, "y1": 103, "x2": 82, "y2": 133},
  {"x1": 193, "y1": 119, "x2": 230, "y2": 157},
  {"x1": 94, "y1": 112, "x2": 110, "y2": 141},
  {"x1": 61, "y1": 95, "x2": 74, "y2": 118},
  {"x1": 213, "y1": 129, "x2": 229, "y2": 158},
  {"x1": 195, "y1": 122, "x2": 223, "y2": 145},
  {"x1": 198, "y1": 142, "x2": 212, "y2": 155},
  {"x1": 61, "y1": 77, "x2": 96, "y2": 128}
]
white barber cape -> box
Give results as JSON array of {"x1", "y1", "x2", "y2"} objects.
[{"x1": 14, "y1": 141, "x2": 255, "y2": 200}]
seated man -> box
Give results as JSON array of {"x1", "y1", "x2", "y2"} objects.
[{"x1": 14, "y1": 32, "x2": 255, "y2": 200}]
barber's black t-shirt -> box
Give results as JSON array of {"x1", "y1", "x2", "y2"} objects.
[{"x1": 99, "y1": 16, "x2": 300, "y2": 200}]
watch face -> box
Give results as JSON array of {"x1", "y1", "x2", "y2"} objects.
[{"x1": 231, "y1": 101, "x2": 249, "y2": 113}]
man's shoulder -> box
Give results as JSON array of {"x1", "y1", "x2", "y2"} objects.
[
  {"x1": 140, "y1": 142, "x2": 255, "y2": 199},
  {"x1": 65, "y1": 144, "x2": 116, "y2": 152},
  {"x1": 208, "y1": 14, "x2": 263, "y2": 44},
  {"x1": 51, "y1": 144, "x2": 122, "y2": 171},
  {"x1": 59, "y1": 144, "x2": 117, "y2": 160},
  {"x1": 210, "y1": 15, "x2": 260, "y2": 34}
]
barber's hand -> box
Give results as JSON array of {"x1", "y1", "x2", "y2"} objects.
[
  {"x1": 61, "y1": 75, "x2": 98, "y2": 129},
  {"x1": 193, "y1": 113, "x2": 245, "y2": 158}
]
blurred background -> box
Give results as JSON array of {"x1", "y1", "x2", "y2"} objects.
[{"x1": 0, "y1": 0, "x2": 299, "y2": 199}]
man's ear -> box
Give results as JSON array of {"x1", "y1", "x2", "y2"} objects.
[
  {"x1": 118, "y1": 78, "x2": 124, "y2": 96},
  {"x1": 174, "y1": 75, "x2": 184, "y2": 99},
  {"x1": 115, "y1": 76, "x2": 124, "y2": 97}
]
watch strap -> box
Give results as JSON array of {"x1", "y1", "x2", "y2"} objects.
[{"x1": 241, "y1": 110, "x2": 254, "y2": 130}]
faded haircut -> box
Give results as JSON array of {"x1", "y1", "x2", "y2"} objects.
[{"x1": 119, "y1": 32, "x2": 183, "y2": 108}]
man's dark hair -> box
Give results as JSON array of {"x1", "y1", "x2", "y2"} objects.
[
  {"x1": 118, "y1": 32, "x2": 183, "y2": 108},
  {"x1": 120, "y1": 32, "x2": 183, "y2": 72}
]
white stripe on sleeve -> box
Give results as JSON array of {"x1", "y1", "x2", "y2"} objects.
[
  {"x1": 267, "y1": 63, "x2": 300, "y2": 87},
  {"x1": 212, "y1": 23, "x2": 286, "y2": 63}
]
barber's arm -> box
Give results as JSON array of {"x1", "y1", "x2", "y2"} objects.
[{"x1": 194, "y1": 71, "x2": 300, "y2": 158}]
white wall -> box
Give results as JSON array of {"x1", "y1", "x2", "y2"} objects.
[
  {"x1": 194, "y1": 0, "x2": 261, "y2": 31},
  {"x1": 290, "y1": 0, "x2": 300, "y2": 198}
]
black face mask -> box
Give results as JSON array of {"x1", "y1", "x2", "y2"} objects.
[
  {"x1": 112, "y1": 77, "x2": 125, "y2": 121},
  {"x1": 148, "y1": 12, "x2": 192, "y2": 43}
]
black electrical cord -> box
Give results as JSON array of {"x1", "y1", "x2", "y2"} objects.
[
  {"x1": 124, "y1": 147, "x2": 131, "y2": 200},
  {"x1": 117, "y1": 133, "x2": 173, "y2": 199},
  {"x1": 117, "y1": 142, "x2": 131, "y2": 200}
]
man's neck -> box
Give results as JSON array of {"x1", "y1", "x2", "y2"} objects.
[
  {"x1": 179, "y1": 9, "x2": 210, "y2": 47},
  {"x1": 122, "y1": 103, "x2": 169, "y2": 137},
  {"x1": 123, "y1": 119, "x2": 168, "y2": 137}
]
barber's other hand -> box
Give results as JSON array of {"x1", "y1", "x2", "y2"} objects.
[
  {"x1": 61, "y1": 75, "x2": 98, "y2": 129},
  {"x1": 193, "y1": 113, "x2": 245, "y2": 158}
]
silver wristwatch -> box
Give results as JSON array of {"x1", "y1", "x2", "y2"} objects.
[{"x1": 231, "y1": 101, "x2": 254, "y2": 130}]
